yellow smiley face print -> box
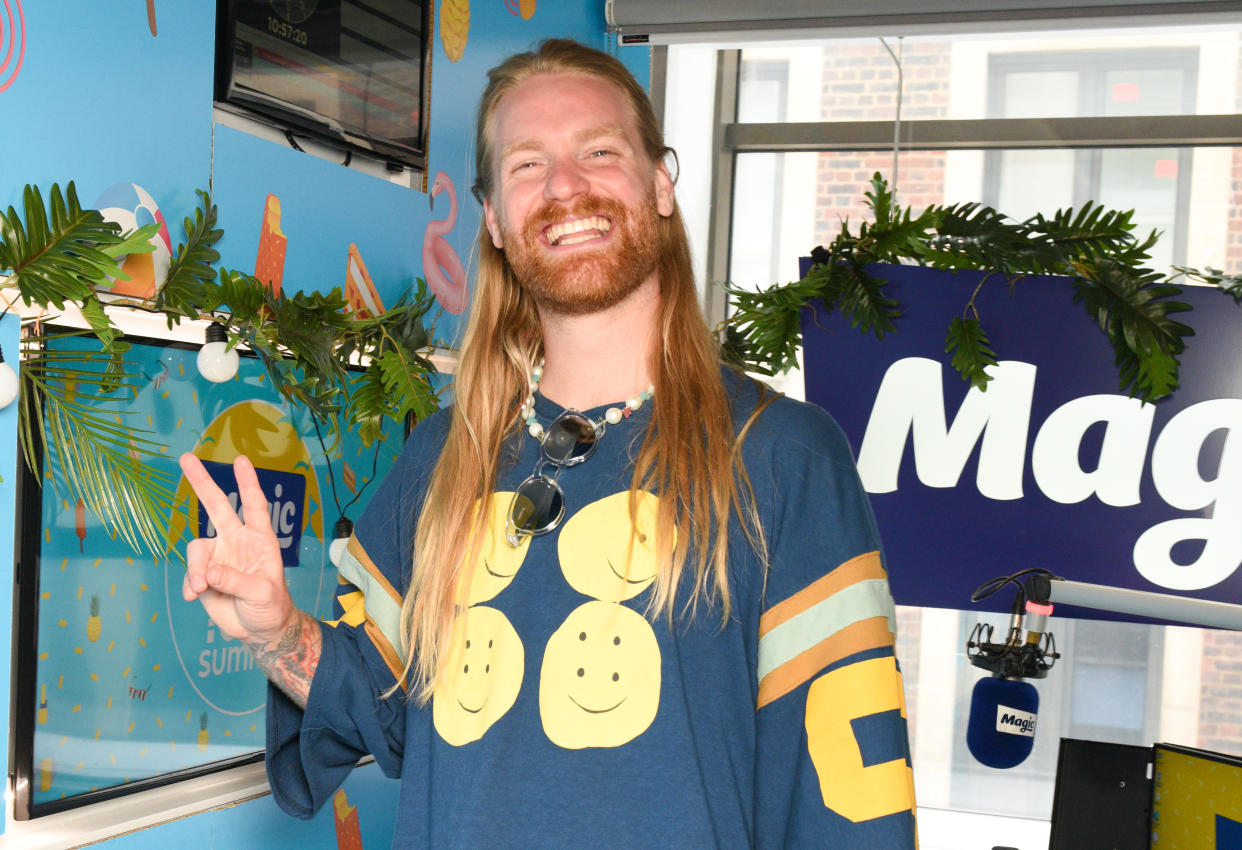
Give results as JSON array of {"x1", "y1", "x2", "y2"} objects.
[
  {"x1": 539, "y1": 601, "x2": 661, "y2": 749},
  {"x1": 433, "y1": 606, "x2": 525, "y2": 746},
  {"x1": 557, "y1": 491, "x2": 665, "y2": 602},
  {"x1": 461, "y1": 492, "x2": 530, "y2": 605}
]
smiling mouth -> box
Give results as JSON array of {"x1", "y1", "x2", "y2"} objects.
[
  {"x1": 544, "y1": 215, "x2": 612, "y2": 246},
  {"x1": 484, "y1": 558, "x2": 514, "y2": 580},
  {"x1": 457, "y1": 698, "x2": 486, "y2": 714},
  {"x1": 608, "y1": 559, "x2": 654, "y2": 585},
  {"x1": 568, "y1": 694, "x2": 627, "y2": 714}
]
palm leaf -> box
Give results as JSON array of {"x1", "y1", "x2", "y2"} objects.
[
  {"x1": 20, "y1": 336, "x2": 175, "y2": 555},
  {"x1": 1176, "y1": 265, "x2": 1242, "y2": 305},
  {"x1": 154, "y1": 189, "x2": 222, "y2": 324},
  {"x1": 722, "y1": 274, "x2": 824, "y2": 376},
  {"x1": 1070, "y1": 259, "x2": 1193, "y2": 401},
  {"x1": 1025, "y1": 202, "x2": 1150, "y2": 266},
  {"x1": 349, "y1": 361, "x2": 400, "y2": 446},
  {"x1": 945, "y1": 317, "x2": 998, "y2": 391},
  {"x1": 1, "y1": 183, "x2": 154, "y2": 319},
  {"x1": 377, "y1": 348, "x2": 438, "y2": 426},
  {"x1": 833, "y1": 262, "x2": 901, "y2": 339}
]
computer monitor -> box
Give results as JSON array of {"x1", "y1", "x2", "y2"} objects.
[
  {"x1": 1049, "y1": 738, "x2": 1153, "y2": 850},
  {"x1": 1150, "y1": 742, "x2": 1242, "y2": 849}
]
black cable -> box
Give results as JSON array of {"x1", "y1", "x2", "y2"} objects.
[
  {"x1": 311, "y1": 415, "x2": 386, "y2": 519},
  {"x1": 970, "y1": 567, "x2": 1061, "y2": 610}
]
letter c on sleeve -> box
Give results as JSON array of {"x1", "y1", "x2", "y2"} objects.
[{"x1": 805, "y1": 655, "x2": 915, "y2": 822}]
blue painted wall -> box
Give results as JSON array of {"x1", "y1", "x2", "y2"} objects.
[{"x1": 0, "y1": 1, "x2": 646, "y2": 846}]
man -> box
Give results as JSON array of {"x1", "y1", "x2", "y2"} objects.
[{"x1": 180, "y1": 39, "x2": 917, "y2": 847}]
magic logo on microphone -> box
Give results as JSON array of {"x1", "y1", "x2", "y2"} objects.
[{"x1": 996, "y1": 705, "x2": 1037, "y2": 737}]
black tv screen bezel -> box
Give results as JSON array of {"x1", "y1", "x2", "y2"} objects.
[
  {"x1": 9, "y1": 330, "x2": 267, "y2": 821},
  {"x1": 213, "y1": 0, "x2": 431, "y2": 173}
]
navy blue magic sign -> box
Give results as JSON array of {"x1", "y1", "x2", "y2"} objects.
[
  {"x1": 196, "y1": 459, "x2": 308, "y2": 567},
  {"x1": 801, "y1": 263, "x2": 1242, "y2": 621}
]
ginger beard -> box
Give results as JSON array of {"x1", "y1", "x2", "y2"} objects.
[{"x1": 500, "y1": 190, "x2": 664, "y2": 316}]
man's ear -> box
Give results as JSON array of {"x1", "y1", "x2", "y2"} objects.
[
  {"x1": 483, "y1": 198, "x2": 504, "y2": 249},
  {"x1": 654, "y1": 163, "x2": 675, "y2": 218}
]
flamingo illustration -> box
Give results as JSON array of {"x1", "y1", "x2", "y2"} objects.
[{"x1": 422, "y1": 171, "x2": 468, "y2": 314}]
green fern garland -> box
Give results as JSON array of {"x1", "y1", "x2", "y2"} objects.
[
  {"x1": 722, "y1": 173, "x2": 1223, "y2": 403},
  {"x1": 0, "y1": 181, "x2": 444, "y2": 558}
]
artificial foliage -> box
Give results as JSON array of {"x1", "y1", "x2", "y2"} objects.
[
  {"x1": 722, "y1": 174, "x2": 1239, "y2": 402},
  {"x1": 0, "y1": 182, "x2": 443, "y2": 557}
]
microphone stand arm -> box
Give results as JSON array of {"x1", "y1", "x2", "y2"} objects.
[{"x1": 1044, "y1": 578, "x2": 1242, "y2": 632}]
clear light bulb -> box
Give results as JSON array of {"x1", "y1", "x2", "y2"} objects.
[
  {"x1": 197, "y1": 323, "x2": 239, "y2": 383},
  {"x1": 0, "y1": 344, "x2": 18, "y2": 409}
]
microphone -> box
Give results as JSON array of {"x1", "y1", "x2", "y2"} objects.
[
  {"x1": 965, "y1": 571, "x2": 1061, "y2": 769},
  {"x1": 966, "y1": 675, "x2": 1039, "y2": 769}
]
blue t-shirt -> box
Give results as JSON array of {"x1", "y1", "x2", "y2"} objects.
[{"x1": 266, "y1": 370, "x2": 917, "y2": 847}]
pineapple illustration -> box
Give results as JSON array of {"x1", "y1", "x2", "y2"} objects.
[
  {"x1": 197, "y1": 712, "x2": 209, "y2": 752},
  {"x1": 37, "y1": 684, "x2": 48, "y2": 725},
  {"x1": 439, "y1": 0, "x2": 469, "y2": 62},
  {"x1": 87, "y1": 595, "x2": 101, "y2": 643}
]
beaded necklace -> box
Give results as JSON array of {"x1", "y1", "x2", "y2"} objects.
[{"x1": 518, "y1": 360, "x2": 654, "y2": 440}]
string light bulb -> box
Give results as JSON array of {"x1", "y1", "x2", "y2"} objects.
[
  {"x1": 197, "y1": 322, "x2": 239, "y2": 383},
  {"x1": 0, "y1": 343, "x2": 18, "y2": 409},
  {"x1": 329, "y1": 517, "x2": 354, "y2": 567}
]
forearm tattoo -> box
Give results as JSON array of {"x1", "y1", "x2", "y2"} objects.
[{"x1": 246, "y1": 612, "x2": 321, "y2": 709}]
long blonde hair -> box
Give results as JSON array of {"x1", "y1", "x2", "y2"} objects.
[{"x1": 398, "y1": 39, "x2": 768, "y2": 703}]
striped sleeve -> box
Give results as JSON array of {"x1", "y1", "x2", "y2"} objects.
[
  {"x1": 329, "y1": 534, "x2": 407, "y2": 690},
  {"x1": 756, "y1": 550, "x2": 896, "y2": 708},
  {"x1": 744, "y1": 393, "x2": 917, "y2": 848}
]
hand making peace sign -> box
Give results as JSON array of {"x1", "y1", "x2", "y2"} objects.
[{"x1": 178, "y1": 452, "x2": 297, "y2": 647}]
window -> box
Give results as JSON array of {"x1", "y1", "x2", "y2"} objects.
[
  {"x1": 661, "y1": 20, "x2": 1242, "y2": 834},
  {"x1": 986, "y1": 48, "x2": 1200, "y2": 270}
]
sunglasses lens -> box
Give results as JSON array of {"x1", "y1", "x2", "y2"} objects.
[
  {"x1": 544, "y1": 414, "x2": 598, "y2": 465},
  {"x1": 510, "y1": 476, "x2": 564, "y2": 535}
]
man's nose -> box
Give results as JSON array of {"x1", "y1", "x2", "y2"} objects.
[{"x1": 543, "y1": 156, "x2": 589, "y2": 202}]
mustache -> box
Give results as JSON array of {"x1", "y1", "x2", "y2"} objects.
[{"x1": 521, "y1": 196, "x2": 629, "y2": 240}]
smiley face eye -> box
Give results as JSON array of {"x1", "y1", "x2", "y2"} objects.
[{"x1": 577, "y1": 668, "x2": 585, "y2": 677}]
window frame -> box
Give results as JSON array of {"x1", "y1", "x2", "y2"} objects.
[{"x1": 660, "y1": 43, "x2": 1242, "y2": 327}]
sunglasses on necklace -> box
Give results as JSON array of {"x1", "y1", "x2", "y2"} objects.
[{"x1": 505, "y1": 409, "x2": 605, "y2": 546}]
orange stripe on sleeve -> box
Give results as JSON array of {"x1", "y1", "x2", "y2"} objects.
[
  {"x1": 364, "y1": 617, "x2": 407, "y2": 692},
  {"x1": 347, "y1": 535, "x2": 403, "y2": 606},
  {"x1": 759, "y1": 550, "x2": 886, "y2": 638},
  {"x1": 757, "y1": 616, "x2": 895, "y2": 709}
]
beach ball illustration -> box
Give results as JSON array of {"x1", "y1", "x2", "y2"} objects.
[{"x1": 94, "y1": 182, "x2": 173, "y2": 300}]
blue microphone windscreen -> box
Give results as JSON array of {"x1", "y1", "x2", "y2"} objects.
[{"x1": 967, "y1": 676, "x2": 1039, "y2": 769}]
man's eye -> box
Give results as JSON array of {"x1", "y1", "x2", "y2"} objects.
[{"x1": 588, "y1": 149, "x2": 615, "y2": 158}]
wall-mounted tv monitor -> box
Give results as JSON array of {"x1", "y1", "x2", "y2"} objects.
[{"x1": 215, "y1": 0, "x2": 429, "y2": 172}]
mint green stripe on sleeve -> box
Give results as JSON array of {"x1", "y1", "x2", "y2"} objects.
[
  {"x1": 757, "y1": 579, "x2": 896, "y2": 682},
  {"x1": 335, "y1": 547, "x2": 404, "y2": 652}
]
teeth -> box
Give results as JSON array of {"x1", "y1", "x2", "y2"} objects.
[{"x1": 546, "y1": 216, "x2": 611, "y2": 246}]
